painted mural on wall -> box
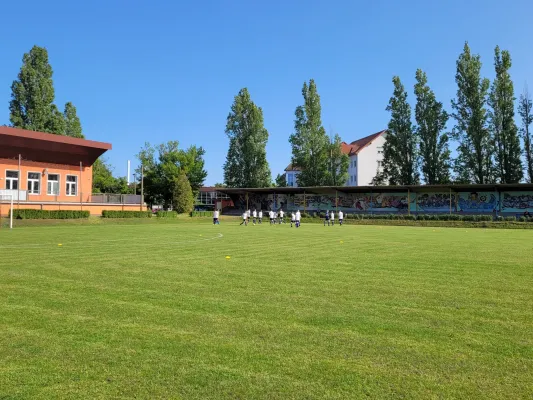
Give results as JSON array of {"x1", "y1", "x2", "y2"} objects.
[
  {"x1": 415, "y1": 193, "x2": 455, "y2": 212},
  {"x1": 501, "y1": 192, "x2": 533, "y2": 212},
  {"x1": 457, "y1": 192, "x2": 498, "y2": 212}
]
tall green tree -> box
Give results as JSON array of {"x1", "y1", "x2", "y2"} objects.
[
  {"x1": 177, "y1": 145, "x2": 208, "y2": 193},
  {"x1": 451, "y1": 42, "x2": 494, "y2": 183},
  {"x1": 136, "y1": 141, "x2": 207, "y2": 208},
  {"x1": 9, "y1": 45, "x2": 65, "y2": 134},
  {"x1": 518, "y1": 88, "x2": 533, "y2": 183},
  {"x1": 223, "y1": 88, "x2": 271, "y2": 187},
  {"x1": 64, "y1": 102, "x2": 84, "y2": 138},
  {"x1": 92, "y1": 158, "x2": 130, "y2": 194},
  {"x1": 173, "y1": 172, "x2": 194, "y2": 214},
  {"x1": 375, "y1": 76, "x2": 419, "y2": 185},
  {"x1": 414, "y1": 69, "x2": 451, "y2": 184},
  {"x1": 275, "y1": 173, "x2": 287, "y2": 187},
  {"x1": 326, "y1": 133, "x2": 349, "y2": 185},
  {"x1": 289, "y1": 79, "x2": 330, "y2": 186},
  {"x1": 488, "y1": 46, "x2": 523, "y2": 183}
]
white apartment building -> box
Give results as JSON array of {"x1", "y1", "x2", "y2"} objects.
[{"x1": 285, "y1": 130, "x2": 386, "y2": 187}]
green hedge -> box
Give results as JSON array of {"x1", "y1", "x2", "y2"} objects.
[
  {"x1": 101, "y1": 210, "x2": 152, "y2": 218},
  {"x1": 11, "y1": 209, "x2": 90, "y2": 219},
  {"x1": 156, "y1": 210, "x2": 177, "y2": 218},
  {"x1": 191, "y1": 211, "x2": 214, "y2": 217}
]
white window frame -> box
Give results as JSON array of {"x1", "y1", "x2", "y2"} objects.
[
  {"x1": 27, "y1": 171, "x2": 41, "y2": 195},
  {"x1": 5, "y1": 170, "x2": 19, "y2": 190},
  {"x1": 47, "y1": 173, "x2": 60, "y2": 196},
  {"x1": 66, "y1": 175, "x2": 78, "y2": 196}
]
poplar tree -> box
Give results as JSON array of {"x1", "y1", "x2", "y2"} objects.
[
  {"x1": 64, "y1": 102, "x2": 84, "y2": 138},
  {"x1": 451, "y1": 42, "x2": 494, "y2": 183},
  {"x1": 289, "y1": 79, "x2": 330, "y2": 186},
  {"x1": 518, "y1": 88, "x2": 533, "y2": 183},
  {"x1": 223, "y1": 88, "x2": 271, "y2": 188},
  {"x1": 488, "y1": 46, "x2": 523, "y2": 183},
  {"x1": 414, "y1": 69, "x2": 451, "y2": 184},
  {"x1": 377, "y1": 76, "x2": 419, "y2": 185},
  {"x1": 9, "y1": 45, "x2": 65, "y2": 134},
  {"x1": 326, "y1": 133, "x2": 349, "y2": 185}
]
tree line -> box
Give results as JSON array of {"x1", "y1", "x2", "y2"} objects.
[
  {"x1": 223, "y1": 42, "x2": 533, "y2": 188},
  {"x1": 376, "y1": 42, "x2": 533, "y2": 185},
  {"x1": 222, "y1": 81, "x2": 349, "y2": 188}
]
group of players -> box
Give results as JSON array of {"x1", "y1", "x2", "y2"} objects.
[
  {"x1": 239, "y1": 209, "x2": 301, "y2": 227},
  {"x1": 212, "y1": 208, "x2": 345, "y2": 227}
]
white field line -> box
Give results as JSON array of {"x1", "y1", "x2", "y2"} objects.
[{"x1": 0, "y1": 233, "x2": 224, "y2": 249}]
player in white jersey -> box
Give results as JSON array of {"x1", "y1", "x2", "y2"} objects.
[
  {"x1": 240, "y1": 211, "x2": 247, "y2": 226},
  {"x1": 290, "y1": 212, "x2": 296, "y2": 227},
  {"x1": 295, "y1": 210, "x2": 301, "y2": 228},
  {"x1": 252, "y1": 209, "x2": 257, "y2": 225},
  {"x1": 258, "y1": 210, "x2": 263, "y2": 224},
  {"x1": 213, "y1": 209, "x2": 220, "y2": 225},
  {"x1": 279, "y1": 209, "x2": 285, "y2": 224},
  {"x1": 269, "y1": 210, "x2": 274, "y2": 225},
  {"x1": 330, "y1": 211, "x2": 335, "y2": 226},
  {"x1": 338, "y1": 210, "x2": 344, "y2": 226}
]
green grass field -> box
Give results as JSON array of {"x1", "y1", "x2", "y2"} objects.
[{"x1": 1, "y1": 221, "x2": 532, "y2": 399}]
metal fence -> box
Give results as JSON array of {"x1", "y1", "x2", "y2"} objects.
[
  {"x1": 90, "y1": 193, "x2": 142, "y2": 204},
  {"x1": 0, "y1": 190, "x2": 141, "y2": 205}
]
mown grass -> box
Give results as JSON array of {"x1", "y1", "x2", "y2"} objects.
[{"x1": 1, "y1": 221, "x2": 532, "y2": 399}]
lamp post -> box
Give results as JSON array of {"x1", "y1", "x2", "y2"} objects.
[{"x1": 133, "y1": 173, "x2": 137, "y2": 194}]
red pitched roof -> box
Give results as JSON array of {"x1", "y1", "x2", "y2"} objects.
[
  {"x1": 285, "y1": 163, "x2": 302, "y2": 171},
  {"x1": 348, "y1": 130, "x2": 386, "y2": 155}
]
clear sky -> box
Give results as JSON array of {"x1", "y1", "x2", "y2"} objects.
[{"x1": 1, "y1": 0, "x2": 532, "y2": 185}]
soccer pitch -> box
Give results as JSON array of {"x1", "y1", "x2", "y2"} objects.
[{"x1": 1, "y1": 221, "x2": 532, "y2": 399}]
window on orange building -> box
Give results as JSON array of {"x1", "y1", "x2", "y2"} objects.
[
  {"x1": 47, "y1": 174, "x2": 60, "y2": 195},
  {"x1": 6, "y1": 170, "x2": 19, "y2": 190},
  {"x1": 27, "y1": 172, "x2": 41, "y2": 195},
  {"x1": 66, "y1": 175, "x2": 78, "y2": 196}
]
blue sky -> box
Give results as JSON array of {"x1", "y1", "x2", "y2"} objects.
[{"x1": 1, "y1": 0, "x2": 532, "y2": 184}]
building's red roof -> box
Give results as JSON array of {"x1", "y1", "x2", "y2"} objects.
[
  {"x1": 0, "y1": 126, "x2": 111, "y2": 167},
  {"x1": 285, "y1": 163, "x2": 302, "y2": 172},
  {"x1": 344, "y1": 130, "x2": 386, "y2": 155}
]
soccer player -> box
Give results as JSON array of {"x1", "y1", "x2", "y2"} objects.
[
  {"x1": 324, "y1": 210, "x2": 330, "y2": 226},
  {"x1": 240, "y1": 211, "x2": 247, "y2": 226},
  {"x1": 330, "y1": 210, "x2": 335, "y2": 226},
  {"x1": 279, "y1": 209, "x2": 284, "y2": 224},
  {"x1": 269, "y1": 210, "x2": 274, "y2": 225},
  {"x1": 295, "y1": 210, "x2": 301, "y2": 227},
  {"x1": 290, "y1": 212, "x2": 296, "y2": 227},
  {"x1": 252, "y1": 209, "x2": 257, "y2": 225},
  {"x1": 258, "y1": 210, "x2": 263, "y2": 224},
  {"x1": 338, "y1": 210, "x2": 344, "y2": 226},
  {"x1": 213, "y1": 209, "x2": 220, "y2": 225},
  {"x1": 247, "y1": 209, "x2": 251, "y2": 224}
]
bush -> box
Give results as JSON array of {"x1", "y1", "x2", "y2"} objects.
[
  {"x1": 504, "y1": 216, "x2": 516, "y2": 222},
  {"x1": 173, "y1": 172, "x2": 194, "y2": 214},
  {"x1": 156, "y1": 211, "x2": 177, "y2": 218},
  {"x1": 101, "y1": 210, "x2": 152, "y2": 218},
  {"x1": 191, "y1": 211, "x2": 214, "y2": 217},
  {"x1": 11, "y1": 209, "x2": 90, "y2": 219}
]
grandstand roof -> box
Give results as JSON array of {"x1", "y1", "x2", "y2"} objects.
[
  {"x1": 217, "y1": 183, "x2": 533, "y2": 195},
  {"x1": 0, "y1": 126, "x2": 111, "y2": 167}
]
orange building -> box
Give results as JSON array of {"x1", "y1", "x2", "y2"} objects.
[{"x1": 0, "y1": 126, "x2": 142, "y2": 216}]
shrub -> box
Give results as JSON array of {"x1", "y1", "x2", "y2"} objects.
[
  {"x1": 504, "y1": 216, "x2": 516, "y2": 222},
  {"x1": 156, "y1": 211, "x2": 177, "y2": 218},
  {"x1": 11, "y1": 209, "x2": 90, "y2": 219},
  {"x1": 173, "y1": 172, "x2": 194, "y2": 214},
  {"x1": 191, "y1": 211, "x2": 214, "y2": 217},
  {"x1": 102, "y1": 210, "x2": 152, "y2": 218}
]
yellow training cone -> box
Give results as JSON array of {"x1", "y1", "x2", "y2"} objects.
[
  {"x1": 58, "y1": 244, "x2": 62, "y2": 247},
  {"x1": 340, "y1": 241, "x2": 344, "y2": 244},
  {"x1": 225, "y1": 256, "x2": 231, "y2": 260}
]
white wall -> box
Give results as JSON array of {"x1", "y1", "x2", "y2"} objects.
[
  {"x1": 356, "y1": 134, "x2": 386, "y2": 186},
  {"x1": 346, "y1": 155, "x2": 358, "y2": 186},
  {"x1": 285, "y1": 171, "x2": 301, "y2": 187}
]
